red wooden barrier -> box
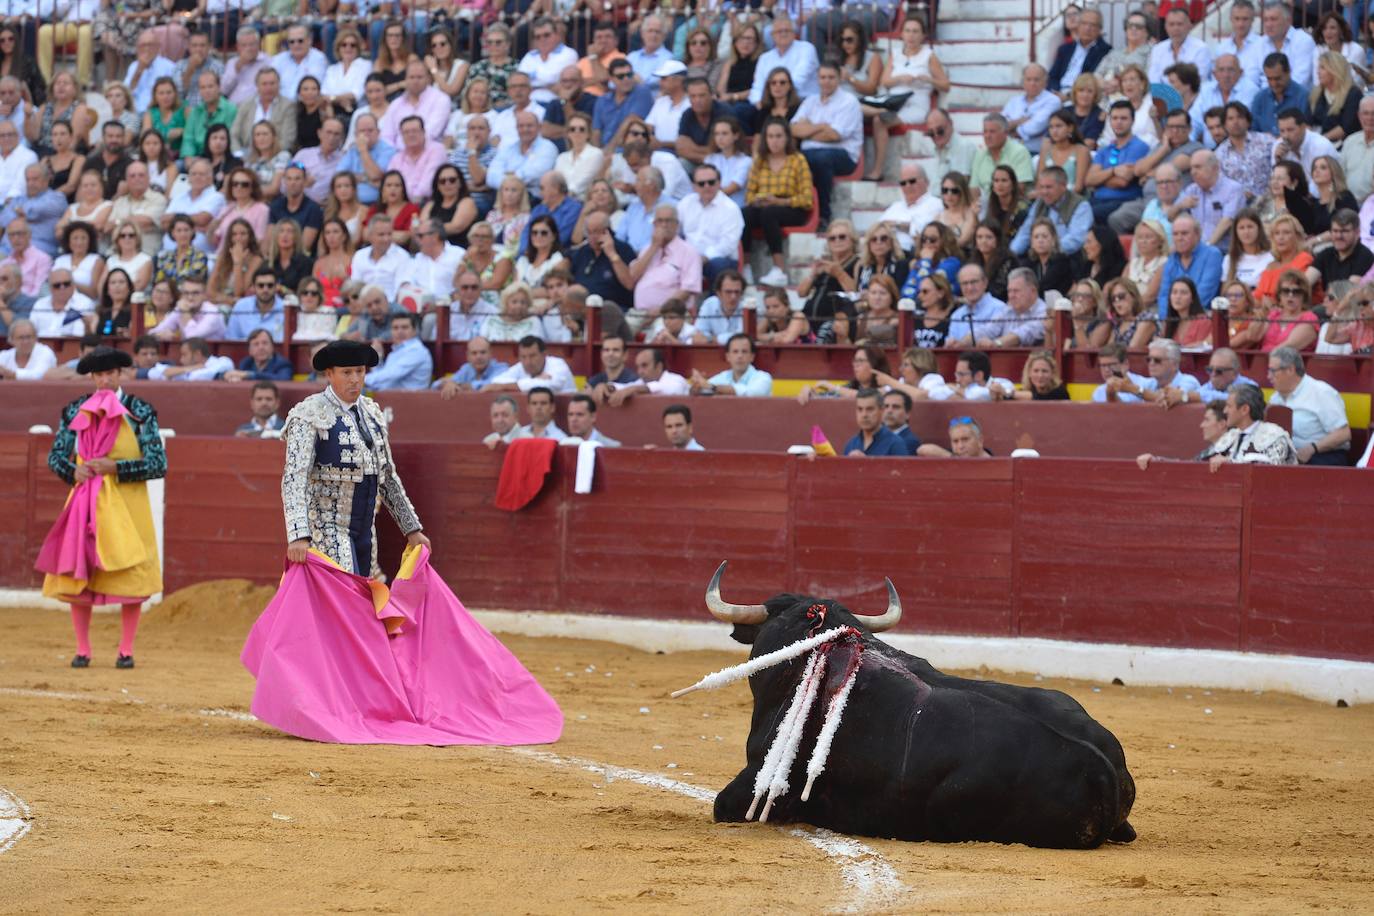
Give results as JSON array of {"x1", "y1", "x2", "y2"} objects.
[{"x1": 7, "y1": 436, "x2": 1372, "y2": 663}]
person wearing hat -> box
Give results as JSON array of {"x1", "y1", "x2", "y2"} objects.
[
  {"x1": 281, "y1": 339, "x2": 428, "y2": 578},
  {"x1": 34, "y1": 346, "x2": 167, "y2": 670},
  {"x1": 644, "y1": 60, "x2": 690, "y2": 152}
]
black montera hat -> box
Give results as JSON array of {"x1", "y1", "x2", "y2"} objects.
[
  {"x1": 75, "y1": 346, "x2": 133, "y2": 375},
  {"x1": 312, "y1": 339, "x2": 381, "y2": 371}
]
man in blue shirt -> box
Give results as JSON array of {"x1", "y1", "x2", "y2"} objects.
[
  {"x1": 338, "y1": 113, "x2": 396, "y2": 205},
  {"x1": 1092, "y1": 342, "x2": 1153, "y2": 403},
  {"x1": 947, "y1": 264, "x2": 1008, "y2": 347},
  {"x1": 1193, "y1": 347, "x2": 1259, "y2": 404},
  {"x1": 691, "y1": 333, "x2": 773, "y2": 397},
  {"x1": 435, "y1": 335, "x2": 508, "y2": 395},
  {"x1": 366, "y1": 313, "x2": 433, "y2": 390},
  {"x1": 843, "y1": 389, "x2": 909, "y2": 456},
  {"x1": 227, "y1": 267, "x2": 286, "y2": 341},
  {"x1": 522, "y1": 171, "x2": 583, "y2": 249},
  {"x1": 1249, "y1": 52, "x2": 1308, "y2": 136},
  {"x1": 1085, "y1": 100, "x2": 1152, "y2": 224},
  {"x1": 592, "y1": 60, "x2": 653, "y2": 146},
  {"x1": 1156, "y1": 214, "x2": 1222, "y2": 318},
  {"x1": 626, "y1": 14, "x2": 675, "y2": 92}
]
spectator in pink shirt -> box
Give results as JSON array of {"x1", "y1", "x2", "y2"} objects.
[
  {"x1": 149, "y1": 276, "x2": 226, "y2": 341},
  {"x1": 379, "y1": 61, "x2": 452, "y2": 147},
  {"x1": 628, "y1": 204, "x2": 703, "y2": 331},
  {"x1": 391, "y1": 115, "x2": 447, "y2": 203},
  {"x1": 0, "y1": 218, "x2": 53, "y2": 297}
]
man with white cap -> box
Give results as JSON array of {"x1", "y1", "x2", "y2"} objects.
[{"x1": 645, "y1": 60, "x2": 690, "y2": 151}]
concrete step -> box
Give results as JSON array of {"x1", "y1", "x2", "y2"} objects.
[
  {"x1": 933, "y1": 40, "x2": 1034, "y2": 66},
  {"x1": 946, "y1": 83, "x2": 1020, "y2": 108},
  {"x1": 947, "y1": 0, "x2": 1039, "y2": 19},
  {"x1": 935, "y1": 19, "x2": 1030, "y2": 42},
  {"x1": 947, "y1": 61, "x2": 1022, "y2": 86}
]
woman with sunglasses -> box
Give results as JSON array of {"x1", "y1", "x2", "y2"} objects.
[
  {"x1": 553, "y1": 112, "x2": 605, "y2": 200},
  {"x1": 324, "y1": 171, "x2": 365, "y2": 245},
  {"x1": 56, "y1": 221, "x2": 106, "y2": 303},
  {"x1": 103, "y1": 221, "x2": 152, "y2": 294},
  {"x1": 1318, "y1": 288, "x2": 1374, "y2": 354},
  {"x1": 856, "y1": 222, "x2": 909, "y2": 292},
  {"x1": 980, "y1": 164, "x2": 1029, "y2": 244},
  {"x1": 425, "y1": 27, "x2": 468, "y2": 100},
  {"x1": 465, "y1": 23, "x2": 518, "y2": 109},
  {"x1": 420, "y1": 164, "x2": 478, "y2": 246},
  {"x1": 901, "y1": 221, "x2": 963, "y2": 301},
  {"x1": 744, "y1": 116, "x2": 814, "y2": 286},
  {"x1": 210, "y1": 167, "x2": 270, "y2": 252},
  {"x1": 683, "y1": 27, "x2": 720, "y2": 85},
  {"x1": 603, "y1": 116, "x2": 653, "y2": 193},
  {"x1": 715, "y1": 22, "x2": 762, "y2": 127},
  {"x1": 513, "y1": 214, "x2": 565, "y2": 290},
  {"x1": 935, "y1": 171, "x2": 977, "y2": 248},
  {"x1": 1103, "y1": 277, "x2": 1157, "y2": 350},
  {"x1": 1164, "y1": 276, "x2": 1213, "y2": 350},
  {"x1": 755, "y1": 67, "x2": 801, "y2": 136},
  {"x1": 833, "y1": 21, "x2": 887, "y2": 181},
  {"x1": 966, "y1": 220, "x2": 1012, "y2": 302},
  {"x1": 291, "y1": 278, "x2": 338, "y2": 341},
  {"x1": 1066, "y1": 279, "x2": 1111, "y2": 350},
  {"x1": 208, "y1": 218, "x2": 265, "y2": 306},
  {"x1": 96, "y1": 268, "x2": 134, "y2": 337},
  {"x1": 1261, "y1": 270, "x2": 1319, "y2": 351},
  {"x1": 364, "y1": 170, "x2": 421, "y2": 249},
  {"x1": 323, "y1": 27, "x2": 372, "y2": 115},
  {"x1": 796, "y1": 217, "x2": 860, "y2": 324},
  {"x1": 373, "y1": 19, "x2": 413, "y2": 101},
  {"x1": 313, "y1": 217, "x2": 356, "y2": 308}
]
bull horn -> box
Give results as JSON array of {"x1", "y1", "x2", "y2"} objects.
[
  {"x1": 705, "y1": 561, "x2": 768, "y2": 625},
  {"x1": 852, "y1": 578, "x2": 902, "y2": 632}
]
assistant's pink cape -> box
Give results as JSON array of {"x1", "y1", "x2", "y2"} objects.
[
  {"x1": 34, "y1": 389, "x2": 130, "y2": 581},
  {"x1": 241, "y1": 546, "x2": 563, "y2": 746}
]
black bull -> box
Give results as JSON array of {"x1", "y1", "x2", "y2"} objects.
[{"x1": 714, "y1": 595, "x2": 1137, "y2": 849}]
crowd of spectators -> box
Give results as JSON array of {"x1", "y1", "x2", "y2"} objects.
[{"x1": 0, "y1": 0, "x2": 1363, "y2": 464}]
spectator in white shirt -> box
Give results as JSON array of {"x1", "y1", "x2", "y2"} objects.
[
  {"x1": 0, "y1": 319, "x2": 56, "y2": 379},
  {"x1": 1001, "y1": 64, "x2": 1064, "y2": 155},
  {"x1": 1267, "y1": 345, "x2": 1351, "y2": 465},
  {"x1": 161, "y1": 157, "x2": 224, "y2": 253},
  {"x1": 880, "y1": 163, "x2": 943, "y2": 250},
  {"x1": 748, "y1": 15, "x2": 819, "y2": 104},
  {"x1": 402, "y1": 219, "x2": 465, "y2": 302},
  {"x1": 645, "y1": 60, "x2": 690, "y2": 150},
  {"x1": 271, "y1": 24, "x2": 328, "y2": 101},
  {"x1": 123, "y1": 30, "x2": 176, "y2": 113},
  {"x1": 148, "y1": 336, "x2": 235, "y2": 380},
  {"x1": 349, "y1": 215, "x2": 413, "y2": 300},
  {"x1": 1273, "y1": 110, "x2": 1338, "y2": 187},
  {"x1": 518, "y1": 17, "x2": 579, "y2": 104},
  {"x1": 1211, "y1": 1, "x2": 1267, "y2": 97},
  {"x1": 0, "y1": 119, "x2": 36, "y2": 204},
  {"x1": 1256, "y1": 0, "x2": 1316, "y2": 90},
  {"x1": 488, "y1": 71, "x2": 546, "y2": 152},
  {"x1": 790, "y1": 62, "x2": 862, "y2": 229},
  {"x1": 487, "y1": 334, "x2": 576, "y2": 394},
  {"x1": 27, "y1": 267, "x2": 94, "y2": 337},
  {"x1": 676, "y1": 162, "x2": 743, "y2": 286},
  {"x1": 1148, "y1": 7, "x2": 1213, "y2": 84},
  {"x1": 606, "y1": 346, "x2": 691, "y2": 405}
]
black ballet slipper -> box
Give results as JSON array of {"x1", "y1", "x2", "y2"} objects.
[
  {"x1": 115, "y1": 655, "x2": 134, "y2": 669},
  {"x1": 71, "y1": 655, "x2": 90, "y2": 668}
]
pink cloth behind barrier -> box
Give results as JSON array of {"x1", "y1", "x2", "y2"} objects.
[
  {"x1": 241, "y1": 547, "x2": 563, "y2": 746},
  {"x1": 34, "y1": 390, "x2": 129, "y2": 582}
]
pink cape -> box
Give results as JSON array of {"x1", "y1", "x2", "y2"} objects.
[
  {"x1": 34, "y1": 389, "x2": 130, "y2": 582},
  {"x1": 241, "y1": 547, "x2": 563, "y2": 746}
]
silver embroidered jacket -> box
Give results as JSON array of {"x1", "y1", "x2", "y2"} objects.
[{"x1": 282, "y1": 387, "x2": 422, "y2": 577}]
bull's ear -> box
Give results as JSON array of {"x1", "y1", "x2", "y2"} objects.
[{"x1": 729, "y1": 623, "x2": 760, "y2": 645}]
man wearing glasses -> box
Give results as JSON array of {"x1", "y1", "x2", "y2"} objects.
[
  {"x1": 26, "y1": 268, "x2": 92, "y2": 337},
  {"x1": 518, "y1": 17, "x2": 577, "y2": 105},
  {"x1": 402, "y1": 219, "x2": 465, "y2": 303},
  {"x1": 270, "y1": 24, "x2": 327, "y2": 102},
  {"x1": 227, "y1": 267, "x2": 286, "y2": 341},
  {"x1": 909, "y1": 109, "x2": 975, "y2": 193},
  {"x1": 677, "y1": 163, "x2": 743, "y2": 287},
  {"x1": 1267, "y1": 346, "x2": 1350, "y2": 465},
  {"x1": 880, "y1": 164, "x2": 942, "y2": 251},
  {"x1": 1194, "y1": 347, "x2": 1259, "y2": 404},
  {"x1": 1092, "y1": 342, "x2": 1152, "y2": 404},
  {"x1": 1307, "y1": 209, "x2": 1373, "y2": 287},
  {"x1": 591, "y1": 60, "x2": 653, "y2": 147},
  {"x1": 1110, "y1": 338, "x2": 1201, "y2": 406}
]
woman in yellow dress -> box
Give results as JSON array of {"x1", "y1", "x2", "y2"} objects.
[{"x1": 35, "y1": 347, "x2": 166, "y2": 669}]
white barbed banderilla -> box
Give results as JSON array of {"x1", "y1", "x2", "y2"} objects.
[{"x1": 671, "y1": 627, "x2": 865, "y2": 821}]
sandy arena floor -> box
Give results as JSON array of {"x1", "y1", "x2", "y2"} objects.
[{"x1": 1, "y1": 580, "x2": 1371, "y2": 914}]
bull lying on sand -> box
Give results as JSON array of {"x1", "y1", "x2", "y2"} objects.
[{"x1": 678, "y1": 563, "x2": 1136, "y2": 849}]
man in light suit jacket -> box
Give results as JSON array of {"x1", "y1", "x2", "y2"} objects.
[{"x1": 230, "y1": 66, "x2": 296, "y2": 156}]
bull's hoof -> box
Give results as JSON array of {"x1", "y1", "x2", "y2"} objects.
[{"x1": 1109, "y1": 820, "x2": 1137, "y2": 844}]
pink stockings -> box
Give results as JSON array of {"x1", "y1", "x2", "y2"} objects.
[{"x1": 69, "y1": 602, "x2": 142, "y2": 658}]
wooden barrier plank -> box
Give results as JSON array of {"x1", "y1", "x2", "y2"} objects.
[{"x1": 1014, "y1": 459, "x2": 1245, "y2": 650}]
